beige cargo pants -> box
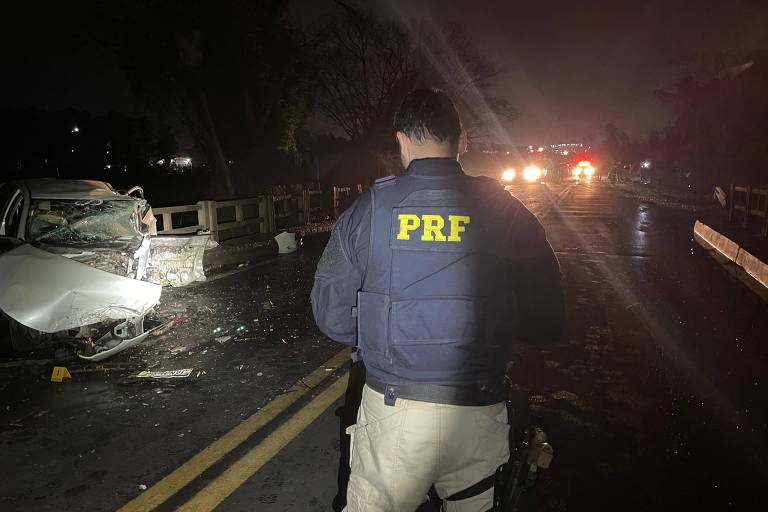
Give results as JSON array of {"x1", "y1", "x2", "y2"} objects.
[{"x1": 343, "y1": 385, "x2": 509, "y2": 512}]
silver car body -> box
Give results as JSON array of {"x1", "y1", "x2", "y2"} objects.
[{"x1": 0, "y1": 179, "x2": 208, "y2": 361}]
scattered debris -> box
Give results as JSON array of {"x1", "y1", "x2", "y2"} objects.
[
  {"x1": 138, "y1": 484, "x2": 147, "y2": 491},
  {"x1": 7, "y1": 409, "x2": 49, "y2": 429},
  {"x1": 274, "y1": 231, "x2": 298, "y2": 254},
  {"x1": 0, "y1": 359, "x2": 56, "y2": 369},
  {"x1": 134, "y1": 368, "x2": 194, "y2": 379},
  {"x1": 215, "y1": 335, "x2": 232, "y2": 344}
]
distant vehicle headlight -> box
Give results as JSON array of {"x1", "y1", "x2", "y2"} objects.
[
  {"x1": 572, "y1": 167, "x2": 582, "y2": 177},
  {"x1": 584, "y1": 166, "x2": 595, "y2": 176},
  {"x1": 523, "y1": 165, "x2": 542, "y2": 182},
  {"x1": 502, "y1": 168, "x2": 516, "y2": 181}
]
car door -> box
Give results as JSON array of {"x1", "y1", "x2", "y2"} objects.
[{"x1": 0, "y1": 183, "x2": 28, "y2": 239}]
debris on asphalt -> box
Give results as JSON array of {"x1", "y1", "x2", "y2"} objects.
[
  {"x1": 215, "y1": 335, "x2": 232, "y2": 344},
  {"x1": 274, "y1": 231, "x2": 298, "y2": 254},
  {"x1": 138, "y1": 484, "x2": 147, "y2": 491},
  {"x1": 7, "y1": 409, "x2": 49, "y2": 429},
  {"x1": 0, "y1": 359, "x2": 56, "y2": 369},
  {"x1": 134, "y1": 368, "x2": 193, "y2": 379}
]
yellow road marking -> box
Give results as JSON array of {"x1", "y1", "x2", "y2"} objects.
[
  {"x1": 177, "y1": 371, "x2": 349, "y2": 512},
  {"x1": 117, "y1": 347, "x2": 351, "y2": 512}
]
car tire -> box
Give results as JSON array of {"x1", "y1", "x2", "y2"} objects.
[{"x1": 8, "y1": 318, "x2": 53, "y2": 351}]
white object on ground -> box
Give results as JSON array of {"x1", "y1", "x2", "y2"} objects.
[{"x1": 274, "y1": 231, "x2": 297, "y2": 254}]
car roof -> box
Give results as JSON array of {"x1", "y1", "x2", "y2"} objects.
[{"x1": 11, "y1": 179, "x2": 137, "y2": 201}]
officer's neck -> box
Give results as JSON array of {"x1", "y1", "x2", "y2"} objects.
[{"x1": 406, "y1": 141, "x2": 458, "y2": 165}]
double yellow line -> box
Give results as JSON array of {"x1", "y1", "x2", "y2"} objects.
[{"x1": 118, "y1": 348, "x2": 351, "y2": 512}]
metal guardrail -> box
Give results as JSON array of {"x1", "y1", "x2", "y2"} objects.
[
  {"x1": 728, "y1": 184, "x2": 768, "y2": 237},
  {"x1": 153, "y1": 185, "x2": 362, "y2": 241}
]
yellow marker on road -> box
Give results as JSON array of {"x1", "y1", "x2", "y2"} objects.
[
  {"x1": 177, "y1": 372, "x2": 349, "y2": 512},
  {"x1": 117, "y1": 347, "x2": 351, "y2": 512},
  {"x1": 51, "y1": 366, "x2": 71, "y2": 383}
]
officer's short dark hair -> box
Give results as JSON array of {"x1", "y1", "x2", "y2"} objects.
[{"x1": 394, "y1": 88, "x2": 462, "y2": 148}]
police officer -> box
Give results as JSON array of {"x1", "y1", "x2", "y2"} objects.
[{"x1": 312, "y1": 88, "x2": 565, "y2": 512}]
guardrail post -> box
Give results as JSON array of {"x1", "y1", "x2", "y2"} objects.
[
  {"x1": 258, "y1": 196, "x2": 267, "y2": 233},
  {"x1": 196, "y1": 201, "x2": 208, "y2": 230},
  {"x1": 267, "y1": 195, "x2": 276, "y2": 232},
  {"x1": 161, "y1": 212, "x2": 172, "y2": 234},
  {"x1": 728, "y1": 184, "x2": 735, "y2": 223},
  {"x1": 333, "y1": 186, "x2": 346, "y2": 219},
  {"x1": 763, "y1": 194, "x2": 768, "y2": 238},
  {"x1": 235, "y1": 202, "x2": 244, "y2": 223},
  {"x1": 743, "y1": 186, "x2": 751, "y2": 229},
  {"x1": 300, "y1": 189, "x2": 311, "y2": 225},
  {"x1": 198, "y1": 200, "x2": 218, "y2": 240}
]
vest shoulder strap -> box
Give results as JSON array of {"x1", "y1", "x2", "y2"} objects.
[{"x1": 374, "y1": 175, "x2": 397, "y2": 189}]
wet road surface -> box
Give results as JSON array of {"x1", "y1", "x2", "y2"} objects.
[{"x1": 1, "y1": 181, "x2": 767, "y2": 511}]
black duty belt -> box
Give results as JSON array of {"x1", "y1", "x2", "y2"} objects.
[{"x1": 366, "y1": 374, "x2": 505, "y2": 406}]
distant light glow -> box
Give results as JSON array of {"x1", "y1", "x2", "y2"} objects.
[
  {"x1": 642, "y1": 160, "x2": 651, "y2": 168},
  {"x1": 577, "y1": 160, "x2": 591, "y2": 167},
  {"x1": 584, "y1": 166, "x2": 595, "y2": 176},
  {"x1": 501, "y1": 168, "x2": 516, "y2": 181},
  {"x1": 171, "y1": 156, "x2": 193, "y2": 167},
  {"x1": 537, "y1": 146, "x2": 544, "y2": 152},
  {"x1": 523, "y1": 165, "x2": 542, "y2": 182},
  {"x1": 572, "y1": 167, "x2": 582, "y2": 177},
  {"x1": 71, "y1": 126, "x2": 80, "y2": 133}
]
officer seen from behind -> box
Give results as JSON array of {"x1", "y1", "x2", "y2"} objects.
[{"x1": 312, "y1": 88, "x2": 565, "y2": 511}]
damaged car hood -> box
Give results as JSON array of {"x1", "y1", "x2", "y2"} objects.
[{"x1": 0, "y1": 243, "x2": 161, "y2": 333}]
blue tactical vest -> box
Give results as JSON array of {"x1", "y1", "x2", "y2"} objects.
[{"x1": 357, "y1": 159, "x2": 513, "y2": 406}]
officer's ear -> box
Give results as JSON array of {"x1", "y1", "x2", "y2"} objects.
[
  {"x1": 457, "y1": 130, "x2": 469, "y2": 155},
  {"x1": 396, "y1": 131, "x2": 413, "y2": 169},
  {"x1": 396, "y1": 131, "x2": 411, "y2": 154}
]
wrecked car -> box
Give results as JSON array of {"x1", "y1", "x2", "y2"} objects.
[{"x1": 0, "y1": 179, "x2": 209, "y2": 361}]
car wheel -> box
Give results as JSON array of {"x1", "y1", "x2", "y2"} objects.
[{"x1": 8, "y1": 318, "x2": 53, "y2": 351}]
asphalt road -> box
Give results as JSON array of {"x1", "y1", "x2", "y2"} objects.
[{"x1": 1, "y1": 181, "x2": 767, "y2": 511}]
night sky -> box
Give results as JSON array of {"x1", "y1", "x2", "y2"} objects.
[{"x1": 2, "y1": 0, "x2": 767, "y2": 147}]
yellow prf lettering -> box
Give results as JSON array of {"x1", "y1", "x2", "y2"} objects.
[
  {"x1": 421, "y1": 215, "x2": 446, "y2": 241},
  {"x1": 448, "y1": 215, "x2": 471, "y2": 242},
  {"x1": 396, "y1": 214, "x2": 421, "y2": 240}
]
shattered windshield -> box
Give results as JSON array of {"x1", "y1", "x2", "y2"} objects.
[{"x1": 27, "y1": 198, "x2": 145, "y2": 247}]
